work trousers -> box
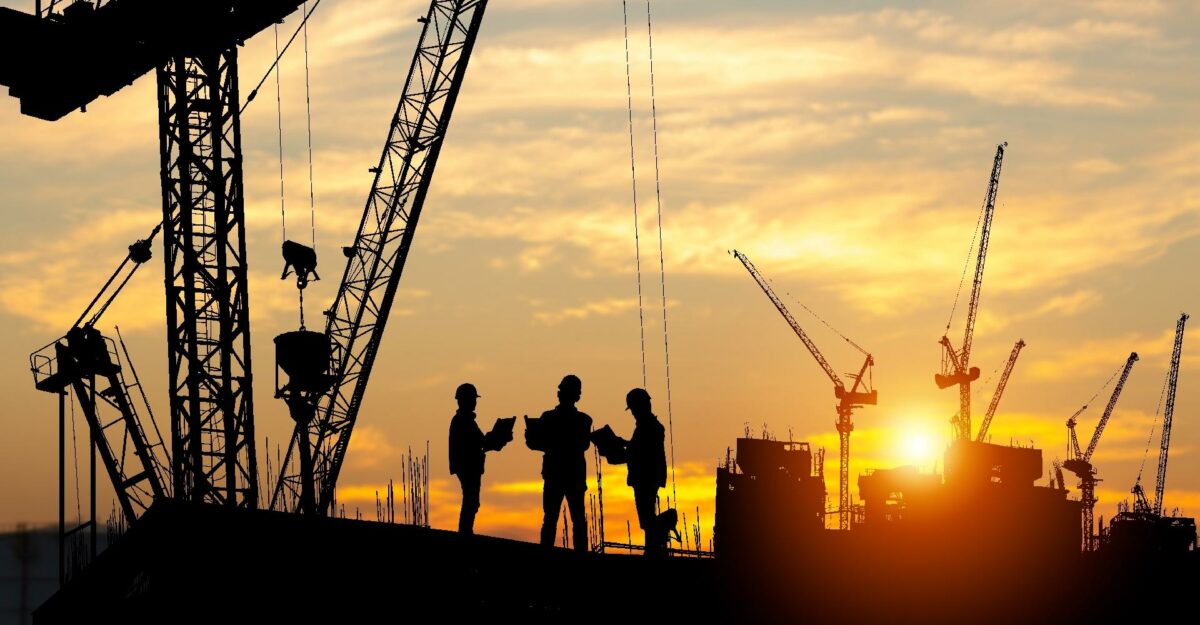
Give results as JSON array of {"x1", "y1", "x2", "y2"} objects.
[
  {"x1": 540, "y1": 481, "x2": 588, "y2": 551},
  {"x1": 634, "y1": 485, "x2": 665, "y2": 556},
  {"x1": 457, "y1": 472, "x2": 481, "y2": 535}
]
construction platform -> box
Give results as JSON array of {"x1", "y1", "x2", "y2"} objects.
[
  {"x1": 32, "y1": 497, "x2": 1200, "y2": 624},
  {"x1": 0, "y1": 0, "x2": 305, "y2": 120},
  {"x1": 33, "y1": 499, "x2": 721, "y2": 623}
]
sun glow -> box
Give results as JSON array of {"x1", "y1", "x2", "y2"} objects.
[
  {"x1": 896, "y1": 420, "x2": 944, "y2": 468},
  {"x1": 903, "y1": 433, "x2": 934, "y2": 463}
]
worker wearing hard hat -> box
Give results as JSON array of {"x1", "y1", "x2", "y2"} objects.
[
  {"x1": 448, "y1": 382, "x2": 510, "y2": 535},
  {"x1": 527, "y1": 374, "x2": 593, "y2": 551},
  {"x1": 598, "y1": 388, "x2": 669, "y2": 556}
]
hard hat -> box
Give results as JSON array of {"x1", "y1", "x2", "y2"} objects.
[
  {"x1": 558, "y1": 374, "x2": 582, "y2": 394},
  {"x1": 455, "y1": 383, "x2": 480, "y2": 399},
  {"x1": 625, "y1": 388, "x2": 651, "y2": 410}
]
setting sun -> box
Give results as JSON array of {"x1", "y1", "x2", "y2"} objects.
[
  {"x1": 895, "y1": 421, "x2": 945, "y2": 468},
  {"x1": 903, "y1": 432, "x2": 933, "y2": 462}
]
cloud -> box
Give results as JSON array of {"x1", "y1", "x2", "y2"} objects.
[
  {"x1": 1027, "y1": 326, "x2": 1176, "y2": 381},
  {"x1": 345, "y1": 425, "x2": 398, "y2": 469},
  {"x1": 1070, "y1": 1, "x2": 1167, "y2": 19},
  {"x1": 907, "y1": 54, "x2": 1153, "y2": 108},
  {"x1": 532, "y1": 297, "x2": 654, "y2": 324},
  {"x1": 0, "y1": 209, "x2": 163, "y2": 333},
  {"x1": 1071, "y1": 158, "x2": 1124, "y2": 175},
  {"x1": 1031, "y1": 290, "x2": 1103, "y2": 318},
  {"x1": 3, "y1": 0, "x2": 1200, "y2": 530}
]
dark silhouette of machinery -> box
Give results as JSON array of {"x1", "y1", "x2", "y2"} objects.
[
  {"x1": 1, "y1": 0, "x2": 314, "y2": 510},
  {"x1": 975, "y1": 339, "x2": 1024, "y2": 442},
  {"x1": 1064, "y1": 352, "x2": 1138, "y2": 551},
  {"x1": 936, "y1": 142, "x2": 1006, "y2": 442},
  {"x1": 28, "y1": 227, "x2": 170, "y2": 581},
  {"x1": 1105, "y1": 314, "x2": 1195, "y2": 556},
  {"x1": 270, "y1": 0, "x2": 490, "y2": 515},
  {"x1": 732, "y1": 250, "x2": 876, "y2": 531}
]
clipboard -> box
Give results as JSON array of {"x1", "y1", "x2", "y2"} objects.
[
  {"x1": 485, "y1": 416, "x2": 516, "y2": 450},
  {"x1": 591, "y1": 425, "x2": 628, "y2": 462}
]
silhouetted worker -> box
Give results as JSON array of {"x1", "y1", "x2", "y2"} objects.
[
  {"x1": 531, "y1": 374, "x2": 593, "y2": 551},
  {"x1": 609, "y1": 388, "x2": 668, "y2": 556},
  {"x1": 449, "y1": 382, "x2": 506, "y2": 535}
]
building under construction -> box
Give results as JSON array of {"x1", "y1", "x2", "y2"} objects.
[{"x1": 712, "y1": 434, "x2": 1195, "y2": 623}]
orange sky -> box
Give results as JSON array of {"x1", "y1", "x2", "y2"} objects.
[{"x1": 1, "y1": 0, "x2": 1198, "y2": 544}]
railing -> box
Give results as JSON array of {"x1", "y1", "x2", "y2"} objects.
[
  {"x1": 37, "y1": 0, "x2": 112, "y2": 21},
  {"x1": 28, "y1": 339, "x2": 59, "y2": 388}
]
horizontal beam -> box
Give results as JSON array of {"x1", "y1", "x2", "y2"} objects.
[{"x1": 0, "y1": 0, "x2": 304, "y2": 120}]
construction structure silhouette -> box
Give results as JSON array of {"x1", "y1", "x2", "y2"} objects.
[
  {"x1": 732, "y1": 249, "x2": 876, "y2": 531},
  {"x1": 937, "y1": 142, "x2": 1007, "y2": 442},
  {"x1": 976, "y1": 339, "x2": 1024, "y2": 442},
  {"x1": 1, "y1": 3, "x2": 1197, "y2": 624},
  {"x1": 1106, "y1": 313, "x2": 1195, "y2": 556},
  {"x1": 1064, "y1": 351, "x2": 1138, "y2": 551},
  {"x1": 1, "y1": 0, "x2": 318, "y2": 513}
]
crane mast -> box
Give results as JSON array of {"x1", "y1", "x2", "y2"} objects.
[
  {"x1": 937, "y1": 142, "x2": 1006, "y2": 441},
  {"x1": 272, "y1": 0, "x2": 490, "y2": 514},
  {"x1": 976, "y1": 339, "x2": 1024, "y2": 442},
  {"x1": 1, "y1": 0, "x2": 313, "y2": 514},
  {"x1": 1152, "y1": 313, "x2": 1188, "y2": 516},
  {"x1": 1064, "y1": 351, "x2": 1138, "y2": 551},
  {"x1": 732, "y1": 250, "x2": 876, "y2": 531}
]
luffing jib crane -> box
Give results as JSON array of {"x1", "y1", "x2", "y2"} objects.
[
  {"x1": 1064, "y1": 352, "x2": 1138, "y2": 551},
  {"x1": 29, "y1": 227, "x2": 171, "y2": 522},
  {"x1": 1133, "y1": 313, "x2": 1188, "y2": 516},
  {"x1": 732, "y1": 250, "x2": 877, "y2": 531},
  {"x1": 975, "y1": 338, "x2": 1025, "y2": 442},
  {"x1": 936, "y1": 142, "x2": 1006, "y2": 441},
  {"x1": 1152, "y1": 313, "x2": 1188, "y2": 516},
  {"x1": 271, "y1": 0, "x2": 490, "y2": 514}
]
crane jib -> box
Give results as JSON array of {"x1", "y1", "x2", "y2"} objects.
[
  {"x1": 1153, "y1": 313, "x2": 1188, "y2": 516},
  {"x1": 939, "y1": 142, "x2": 1006, "y2": 442},
  {"x1": 271, "y1": 0, "x2": 490, "y2": 513}
]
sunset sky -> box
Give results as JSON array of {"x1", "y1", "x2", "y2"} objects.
[{"x1": 0, "y1": 0, "x2": 1197, "y2": 544}]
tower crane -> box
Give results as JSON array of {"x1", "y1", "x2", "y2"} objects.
[
  {"x1": 270, "y1": 0, "x2": 490, "y2": 514},
  {"x1": 975, "y1": 339, "x2": 1025, "y2": 442},
  {"x1": 1, "y1": 0, "x2": 312, "y2": 510},
  {"x1": 936, "y1": 142, "x2": 1006, "y2": 441},
  {"x1": 1064, "y1": 352, "x2": 1138, "y2": 551},
  {"x1": 732, "y1": 250, "x2": 877, "y2": 531},
  {"x1": 1137, "y1": 313, "x2": 1188, "y2": 516}
]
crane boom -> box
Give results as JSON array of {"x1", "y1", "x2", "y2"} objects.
[
  {"x1": 1084, "y1": 352, "x2": 1138, "y2": 462},
  {"x1": 938, "y1": 142, "x2": 1006, "y2": 441},
  {"x1": 1153, "y1": 313, "x2": 1188, "y2": 515},
  {"x1": 29, "y1": 228, "x2": 170, "y2": 520},
  {"x1": 976, "y1": 339, "x2": 1024, "y2": 442},
  {"x1": 272, "y1": 0, "x2": 489, "y2": 513},
  {"x1": 1064, "y1": 351, "x2": 1138, "y2": 551},
  {"x1": 960, "y1": 143, "x2": 1005, "y2": 372},
  {"x1": 731, "y1": 250, "x2": 844, "y2": 391}
]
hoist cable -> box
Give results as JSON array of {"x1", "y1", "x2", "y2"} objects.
[
  {"x1": 645, "y1": 0, "x2": 676, "y2": 505},
  {"x1": 622, "y1": 0, "x2": 648, "y2": 388}
]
